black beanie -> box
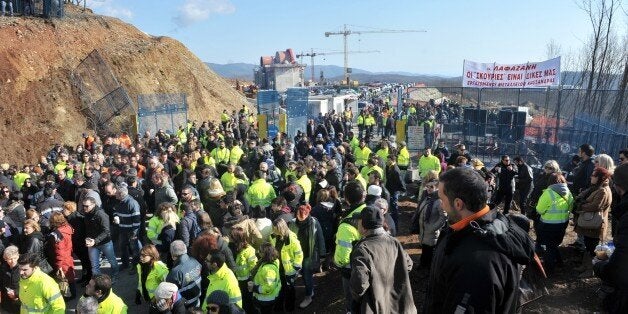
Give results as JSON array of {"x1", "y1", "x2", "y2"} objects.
[{"x1": 360, "y1": 205, "x2": 383, "y2": 230}]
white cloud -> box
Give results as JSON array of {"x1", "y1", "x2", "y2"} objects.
[
  {"x1": 88, "y1": 0, "x2": 133, "y2": 21},
  {"x1": 173, "y1": 0, "x2": 235, "y2": 28}
]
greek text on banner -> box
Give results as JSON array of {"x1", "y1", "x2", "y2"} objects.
[{"x1": 462, "y1": 57, "x2": 561, "y2": 88}]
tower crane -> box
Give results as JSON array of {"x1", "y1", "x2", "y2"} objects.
[
  {"x1": 325, "y1": 24, "x2": 426, "y2": 85},
  {"x1": 296, "y1": 49, "x2": 379, "y2": 83}
]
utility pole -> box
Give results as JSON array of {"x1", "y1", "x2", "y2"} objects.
[{"x1": 325, "y1": 24, "x2": 426, "y2": 85}]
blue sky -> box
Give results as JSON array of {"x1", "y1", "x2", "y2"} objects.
[{"x1": 87, "y1": 0, "x2": 615, "y2": 76}]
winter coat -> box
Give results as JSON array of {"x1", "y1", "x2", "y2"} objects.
[
  {"x1": 166, "y1": 254, "x2": 202, "y2": 308},
  {"x1": 594, "y1": 193, "x2": 628, "y2": 313},
  {"x1": 311, "y1": 202, "x2": 338, "y2": 245},
  {"x1": 154, "y1": 181, "x2": 178, "y2": 208},
  {"x1": 574, "y1": 182, "x2": 612, "y2": 239},
  {"x1": 0, "y1": 261, "x2": 21, "y2": 313},
  {"x1": 46, "y1": 224, "x2": 75, "y2": 282},
  {"x1": 291, "y1": 216, "x2": 326, "y2": 269},
  {"x1": 417, "y1": 192, "x2": 446, "y2": 247},
  {"x1": 425, "y1": 209, "x2": 535, "y2": 313},
  {"x1": 83, "y1": 206, "x2": 112, "y2": 246},
  {"x1": 350, "y1": 229, "x2": 416, "y2": 314},
  {"x1": 19, "y1": 231, "x2": 52, "y2": 274}
]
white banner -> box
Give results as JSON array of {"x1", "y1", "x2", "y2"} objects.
[{"x1": 462, "y1": 57, "x2": 560, "y2": 88}]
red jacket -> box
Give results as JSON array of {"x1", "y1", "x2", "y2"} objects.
[{"x1": 49, "y1": 224, "x2": 75, "y2": 273}]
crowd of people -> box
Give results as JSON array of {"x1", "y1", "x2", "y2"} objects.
[{"x1": 0, "y1": 98, "x2": 626, "y2": 313}]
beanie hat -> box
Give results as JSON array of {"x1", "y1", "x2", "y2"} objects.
[
  {"x1": 367, "y1": 185, "x2": 382, "y2": 197},
  {"x1": 206, "y1": 290, "x2": 230, "y2": 306},
  {"x1": 360, "y1": 205, "x2": 384, "y2": 230}
]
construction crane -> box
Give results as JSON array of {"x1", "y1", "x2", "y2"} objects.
[
  {"x1": 296, "y1": 49, "x2": 379, "y2": 83},
  {"x1": 325, "y1": 24, "x2": 426, "y2": 85}
]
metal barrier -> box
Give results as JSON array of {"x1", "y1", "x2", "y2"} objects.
[
  {"x1": 257, "y1": 90, "x2": 281, "y2": 139},
  {"x1": 9, "y1": 0, "x2": 65, "y2": 17},
  {"x1": 285, "y1": 88, "x2": 309, "y2": 140},
  {"x1": 72, "y1": 49, "x2": 135, "y2": 136},
  {"x1": 137, "y1": 93, "x2": 188, "y2": 137},
  {"x1": 405, "y1": 87, "x2": 628, "y2": 168}
]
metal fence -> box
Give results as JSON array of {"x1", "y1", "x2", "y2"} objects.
[
  {"x1": 285, "y1": 88, "x2": 309, "y2": 140},
  {"x1": 6, "y1": 0, "x2": 64, "y2": 17},
  {"x1": 72, "y1": 49, "x2": 135, "y2": 135},
  {"x1": 405, "y1": 87, "x2": 628, "y2": 168},
  {"x1": 137, "y1": 93, "x2": 188, "y2": 137}
]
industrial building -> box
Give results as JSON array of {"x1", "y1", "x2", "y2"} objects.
[{"x1": 255, "y1": 48, "x2": 305, "y2": 92}]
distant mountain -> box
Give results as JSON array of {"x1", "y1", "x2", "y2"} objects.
[
  {"x1": 206, "y1": 62, "x2": 457, "y2": 85},
  {"x1": 205, "y1": 63, "x2": 256, "y2": 80}
]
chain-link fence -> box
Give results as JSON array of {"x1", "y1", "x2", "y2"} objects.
[
  {"x1": 72, "y1": 49, "x2": 135, "y2": 136},
  {"x1": 406, "y1": 87, "x2": 628, "y2": 168},
  {"x1": 137, "y1": 93, "x2": 188, "y2": 137},
  {"x1": 6, "y1": 0, "x2": 64, "y2": 17}
]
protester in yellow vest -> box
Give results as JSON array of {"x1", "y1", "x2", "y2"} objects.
[
  {"x1": 354, "y1": 139, "x2": 372, "y2": 168},
  {"x1": 18, "y1": 253, "x2": 66, "y2": 314},
  {"x1": 136, "y1": 245, "x2": 169, "y2": 302},
  {"x1": 418, "y1": 146, "x2": 441, "y2": 178},
  {"x1": 397, "y1": 141, "x2": 410, "y2": 170},
  {"x1": 85, "y1": 274, "x2": 127, "y2": 314},
  {"x1": 203, "y1": 252, "x2": 243, "y2": 310}
]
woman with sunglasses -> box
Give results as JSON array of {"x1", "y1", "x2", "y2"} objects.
[{"x1": 136, "y1": 244, "x2": 169, "y2": 305}]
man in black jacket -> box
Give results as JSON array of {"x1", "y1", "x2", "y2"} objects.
[
  {"x1": 385, "y1": 154, "x2": 406, "y2": 227},
  {"x1": 83, "y1": 196, "x2": 119, "y2": 281},
  {"x1": 594, "y1": 163, "x2": 628, "y2": 312},
  {"x1": 490, "y1": 155, "x2": 518, "y2": 215},
  {"x1": 514, "y1": 156, "x2": 534, "y2": 210},
  {"x1": 425, "y1": 167, "x2": 535, "y2": 313},
  {"x1": 572, "y1": 143, "x2": 595, "y2": 195}
]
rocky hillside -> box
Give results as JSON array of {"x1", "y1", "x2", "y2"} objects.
[{"x1": 0, "y1": 5, "x2": 249, "y2": 164}]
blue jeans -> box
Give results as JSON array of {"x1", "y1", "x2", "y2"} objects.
[
  {"x1": 302, "y1": 259, "x2": 314, "y2": 296},
  {"x1": 389, "y1": 191, "x2": 400, "y2": 227},
  {"x1": 88, "y1": 240, "x2": 119, "y2": 278},
  {"x1": 118, "y1": 228, "x2": 142, "y2": 268}
]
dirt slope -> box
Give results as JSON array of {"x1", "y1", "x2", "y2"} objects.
[{"x1": 0, "y1": 5, "x2": 248, "y2": 164}]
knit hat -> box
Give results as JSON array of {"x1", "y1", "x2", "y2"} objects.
[
  {"x1": 206, "y1": 290, "x2": 230, "y2": 306},
  {"x1": 154, "y1": 282, "x2": 178, "y2": 300},
  {"x1": 207, "y1": 178, "x2": 226, "y2": 198},
  {"x1": 360, "y1": 205, "x2": 383, "y2": 230},
  {"x1": 367, "y1": 185, "x2": 382, "y2": 197}
]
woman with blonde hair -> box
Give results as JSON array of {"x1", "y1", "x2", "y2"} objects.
[
  {"x1": 529, "y1": 160, "x2": 562, "y2": 220},
  {"x1": 157, "y1": 204, "x2": 180, "y2": 264},
  {"x1": 595, "y1": 154, "x2": 616, "y2": 174},
  {"x1": 147, "y1": 202, "x2": 171, "y2": 246},
  {"x1": 270, "y1": 218, "x2": 303, "y2": 312}
]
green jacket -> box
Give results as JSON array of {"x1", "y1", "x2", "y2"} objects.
[
  {"x1": 203, "y1": 264, "x2": 242, "y2": 310},
  {"x1": 246, "y1": 179, "x2": 277, "y2": 209},
  {"x1": 137, "y1": 261, "x2": 169, "y2": 299},
  {"x1": 333, "y1": 204, "x2": 366, "y2": 268},
  {"x1": 97, "y1": 291, "x2": 127, "y2": 314},
  {"x1": 19, "y1": 268, "x2": 65, "y2": 314},
  {"x1": 253, "y1": 261, "x2": 281, "y2": 302},
  {"x1": 270, "y1": 231, "x2": 304, "y2": 276},
  {"x1": 234, "y1": 245, "x2": 258, "y2": 281},
  {"x1": 418, "y1": 154, "x2": 441, "y2": 177}
]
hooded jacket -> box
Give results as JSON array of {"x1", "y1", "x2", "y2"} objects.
[
  {"x1": 536, "y1": 183, "x2": 574, "y2": 224},
  {"x1": 425, "y1": 209, "x2": 535, "y2": 313}
]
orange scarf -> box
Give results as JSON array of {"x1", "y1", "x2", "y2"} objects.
[{"x1": 451, "y1": 205, "x2": 491, "y2": 231}]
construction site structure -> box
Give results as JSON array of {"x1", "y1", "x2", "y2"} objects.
[
  {"x1": 296, "y1": 49, "x2": 379, "y2": 83},
  {"x1": 325, "y1": 24, "x2": 425, "y2": 85},
  {"x1": 254, "y1": 48, "x2": 305, "y2": 92}
]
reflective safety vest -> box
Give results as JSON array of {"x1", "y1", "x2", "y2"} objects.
[
  {"x1": 270, "y1": 231, "x2": 304, "y2": 276},
  {"x1": 360, "y1": 165, "x2": 384, "y2": 181},
  {"x1": 375, "y1": 148, "x2": 389, "y2": 163},
  {"x1": 284, "y1": 169, "x2": 296, "y2": 180},
  {"x1": 14, "y1": 172, "x2": 31, "y2": 190},
  {"x1": 203, "y1": 264, "x2": 242, "y2": 310},
  {"x1": 364, "y1": 116, "x2": 376, "y2": 126},
  {"x1": 211, "y1": 147, "x2": 230, "y2": 164},
  {"x1": 229, "y1": 145, "x2": 244, "y2": 165},
  {"x1": 54, "y1": 162, "x2": 67, "y2": 174},
  {"x1": 397, "y1": 147, "x2": 410, "y2": 167},
  {"x1": 221, "y1": 113, "x2": 231, "y2": 123},
  {"x1": 354, "y1": 176, "x2": 367, "y2": 190},
  {"x1": 234, "y1": 245, "x2": 258, "y2": 281},
  {"x1": 536, "y1": 188, "x2": 573, "y2": 224},
  {"x1": 177, "y1": 129, "x2": 187, "y2": 144},
  {"x1": 246, "y1": 179, "x2": 277, "y2": 209},
  {"x1": 349, "y1": 137, "x2": 360, "y2": 152},
  {"x1": 19, "y1": 268, "x2": 66, "y2": 314},
  {"x1": 296, "y1": 175, "x2": 312, "y2": 202},
  {"x1": 357, "y1": 115, "x2": 365, "y2": 126},
  {"x1": 220, "y1": 172, "x2": 238, "y2": 192},
  {"x1": 333, "y1": 204, "x2": 366, "y2": 268},
  {"x1": 252, "y1": 261, "x2": 281, "y2": 302},
  {"x1": 137, "y1": 261, "x2": 169, "y2": 300},
  {"x1": 146, "y1": 217, "x2": 164, "y2": 245},
  {"x1": 418, "y1": 154, "x2": 441, "y2": 177},
  {"x1": 200, "y1": 156, "x2": 216, "y2": 168},
  {"x1": 97, "y1": 291, "x2": 127, "y2": 314},
  {"x1": 354, "y1": 146, "x2": 372, "y2": 167}
]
